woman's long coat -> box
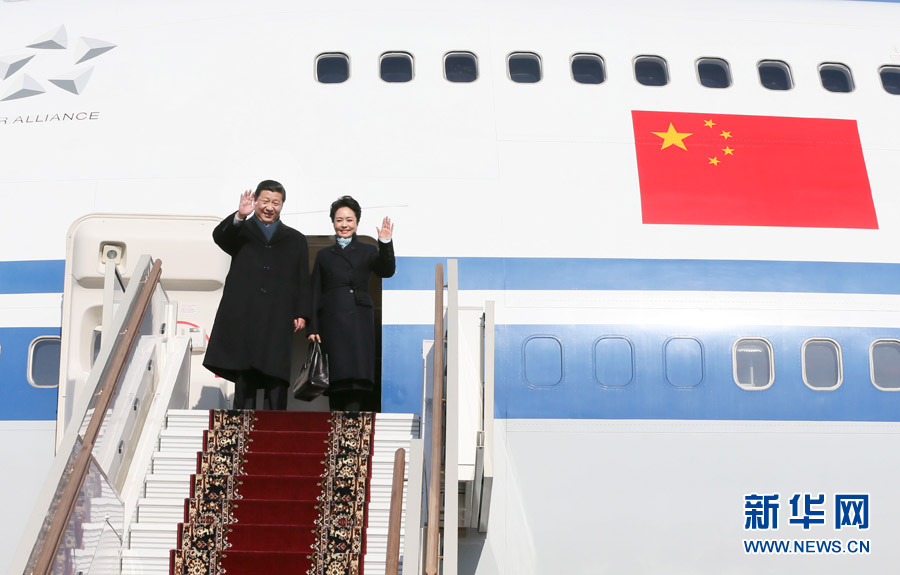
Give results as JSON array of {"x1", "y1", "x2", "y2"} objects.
[
  {"x1": 203, "y1": 212, "x2": 312, "y2": 383},
  {"x1": 309, "y1": 237, "x2": 395, "y2": 391}
]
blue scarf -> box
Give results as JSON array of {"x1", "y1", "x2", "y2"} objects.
[
  {"x1": 337, "y1": 236, "x2": 352, "y2": 249},
  {"x1": 254, "y1": 217, "x2": 279, "y2": 242}
]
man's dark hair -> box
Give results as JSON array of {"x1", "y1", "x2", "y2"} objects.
[
  {"x1": 329, "y1": 195, "x2": 362, "y2": 221},
  {"x1": 255, "y1": 180, "x2": 286, "y2": 202}
]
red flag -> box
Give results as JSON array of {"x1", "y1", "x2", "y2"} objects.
[{"x1": 632, "y1": 110, "x2": 878, "y2": 228}]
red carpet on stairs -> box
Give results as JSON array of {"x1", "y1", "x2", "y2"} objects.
[{"x1": 169, "y1": 410, "x2": 375, "y2": 575}]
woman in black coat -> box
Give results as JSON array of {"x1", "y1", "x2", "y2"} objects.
[{"x1": 308, "y1": 196, "x2": 395, "y2": 411}]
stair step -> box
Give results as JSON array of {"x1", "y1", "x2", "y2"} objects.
[
  {"x1": 362, "y1": 553, "x2": 390, "y2": 573},
  {"x1": 366, "y1": 529, "x2": 407, "y2": 543},
  {"x1": 373, "y1": 443, "x2": 417, "y2": 455},
  {"x1": 158, "y1": 428, "x2": 205, "y2": 452},
  {"x1": 144, "y1": 474, "x2": 191, "y2": 498},
  {"x1": 129, "y1": 523, "x2": 179, "y2": 549},
  {"x1": 373, "y1": 423, "x2": 419, "y2": 436},
  {"x1": 152, "y1": 451, "x2": 198, "y2": 475},
  {"x1": 165, "y1": 409, "x2": 210, "y2": 429},
  {"x1": 122, "y1": 548, "x2": 170, "y2": 575},
  {"x1": 136, "y1": 498, "x2": 185, "y2": 523}
]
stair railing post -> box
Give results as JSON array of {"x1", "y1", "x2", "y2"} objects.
[
  {"x1": 425, "y1": 264, "x2": 444, "y2": 575},
  {"x1": 386, "y1": 448, "x2": 407, "y2": 575}
]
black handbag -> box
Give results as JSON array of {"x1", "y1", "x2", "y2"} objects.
[{"x1": 292, "y1": 341, "x2": 329, "y2": 400}]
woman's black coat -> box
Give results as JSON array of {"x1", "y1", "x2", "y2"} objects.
[
  {"x1": 203, "y1": 212, "x2": 312, "y2": 383},
  {"x1": 309, "y1": 236, "x2": 395, "y2": 390}
]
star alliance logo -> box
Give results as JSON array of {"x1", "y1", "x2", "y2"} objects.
[{"x1": 0, "y1": 25, "x2": 116, "y2": 101}]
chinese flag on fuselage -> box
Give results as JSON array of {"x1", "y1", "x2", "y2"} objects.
[{"x1": 632, "y1": 110, "x2": 878, "y2": 228}]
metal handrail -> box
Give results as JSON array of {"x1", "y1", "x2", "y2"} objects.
[
  {"x1": 29, "y1": 259, "x2": 163, "y2": 575},
  {"x1": 386, "y1": 447, "x2": 407, "y2": 575},
  {"x1": 425, "y1": 263, "x2": 444, "y2": 575}
]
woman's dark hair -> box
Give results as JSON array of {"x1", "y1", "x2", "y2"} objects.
[
  {"x1": 329, "y1": 195, "x2": 362, "y2": 221},
  {"x1": 255, "y1": 180, "x2": 286, "y2": 202}
]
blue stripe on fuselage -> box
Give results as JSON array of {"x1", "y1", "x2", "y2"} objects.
[
  {"x1": 386, "y1": 257, "x2": 900, "y2": 294},
  {"x1": 381, "y1": 257, "x2": 900, "y2": 419},
  {"x1": 0, "y1": 260, "x2": 63, "y2": 421},
  {"x1": 495, "y1": 325, "x2": 900, "y2": 421},
  {"x1": 0, "y1": 328, "x2": 59, "y2": 420},
  {"x1": 382, "y1": 324, "x2": 434, "y2": 415},
  {"x1": 0, "y1": 260, "x2": 64, "y2": 294},
  {"x1": 382, "y1": 324, "x2": 900, "y2": 422}
]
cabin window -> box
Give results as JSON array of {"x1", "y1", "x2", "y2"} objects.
[
  {"x1": 879, "y1": 66, "x2": 900, "y2": 95},
  {"x1": 634, "y1": 56, "x2": 668, "y2": 86},
  {"x1": 523, "y1": 336, "x2": 562, "y2": 387},
  {"x1": 819, "y1": 63, "x2": 854, "y2": 93},
  {"x1": 664, "y1": 337, "x2": 703, "y2": 388},
  {"x1": 508, "y1": 52, "x2": 542, "y2": 83},
  {"x1": 696, "y1": 57, "x2": 731, "y2": 88},
  {"x1": 593, "y1": 336, "x2": 634, "y2": 387},
  {"x1": 733, "y1": 338, "x2": 774, "y2": 390},
  {"x1": 571, "y1": 53, "x2": 606, "y2": 84},
  {"x1": 315, "y1": 53, "x2": 350, "y2": 84},
  {"x1": 757, "y1": 60, "x2": 793, "y2": 90},
  {"x1": 444, "y1": 52, "x2": 478, "y2": 83},
  {"x1": 27, "y1": 336, "x2": 60, "y2": 388},
  {"x1": 380, "y1": 52, "x2": 414, "y2": 83},
  {"x1": 871, "y1": 339, "x2": 900, "y2": 390},
  {"x1": 802, "y1": 338, "x2": 842, "y2": 390}
]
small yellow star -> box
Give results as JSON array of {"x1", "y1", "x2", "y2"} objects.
[
  {"x1": 652, "y1": 123, "x2": 693, "y2": 150},
  {"x1": 720, "y1": 130, "x2": 732, "y2": 139},
  {"x1": 722, "y1": 146, "x2": 734, "y2": 155},
  {"x1": 709, "y1": 157, "x2": 720, "y2": 166},
  {"x1": 704, "y1": 120, "x2": 716, "y2": 128}
]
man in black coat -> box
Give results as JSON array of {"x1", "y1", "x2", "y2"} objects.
[
  {"x1": 308, "y1": 196, "x2": 395, "y2": 411},
  {"x1": 203, "y1": 180, "x2": 312, "y2": 410}
]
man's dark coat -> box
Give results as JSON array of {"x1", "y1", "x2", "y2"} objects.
[
  {"x1": 203, "y1": 212, "x2": 312, "y2": 383},
  {"x1": 309, "y1": 236, "x2": 395, "y2": 391}
]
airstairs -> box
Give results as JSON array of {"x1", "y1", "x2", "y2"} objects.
[
  {"x1": 120, "y1": 409, "x2": 419, "y2": 575},
  {"x1": 11, "y1": 249, "x2": 492, "y2": 575}
]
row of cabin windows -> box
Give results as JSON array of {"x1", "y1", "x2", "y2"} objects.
[
  {"x1": 523, "y1": 336, "x2": 900, "y2": 390},
  {"x1": 316, "y1": 51, "x2": 900, "y2": 95},
  {"x1": 25, "y1": 332, "x2": 900, "y2": 390}
]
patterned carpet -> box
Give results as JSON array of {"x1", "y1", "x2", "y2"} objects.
[{"x1": 169, "y1": 410, "x2": 375, "y2": 575}]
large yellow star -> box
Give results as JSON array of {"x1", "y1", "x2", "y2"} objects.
[{"x1": 652, "y1": 123, "x2": 693, "y2": 150}]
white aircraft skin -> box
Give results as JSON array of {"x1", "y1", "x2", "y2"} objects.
[{"x1": 2, "y1": 0, "x2": 900, "y2": 572}]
